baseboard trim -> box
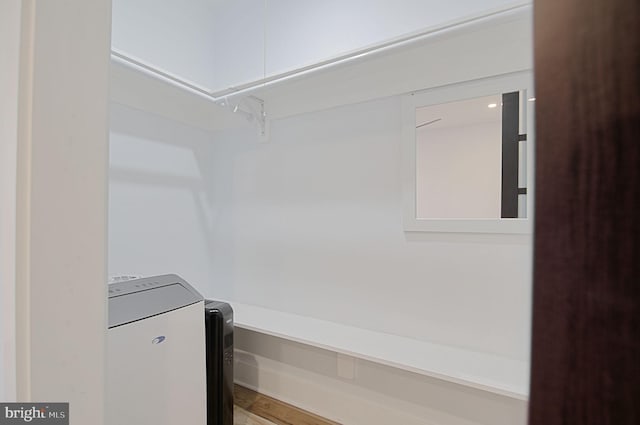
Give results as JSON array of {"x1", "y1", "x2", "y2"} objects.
[{"x1": 235, "y1": 351, "x2": 484, "y2": 425}]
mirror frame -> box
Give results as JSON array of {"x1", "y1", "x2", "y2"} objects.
[{"x1": 401, "y1": 71, "x2": 534, "y2": 233}]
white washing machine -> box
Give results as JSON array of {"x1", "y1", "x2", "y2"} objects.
[{"x1": 107, "y1": 274, "x2": 206, "y2": 425}]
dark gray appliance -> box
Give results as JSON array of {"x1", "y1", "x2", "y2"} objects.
[{"x1": 205, "y1": 300, "x2": 234, "y2": 425}]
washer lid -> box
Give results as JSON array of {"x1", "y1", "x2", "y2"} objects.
[{"x1": 108, "y1": 274, "x2": 202, "y2": 328}]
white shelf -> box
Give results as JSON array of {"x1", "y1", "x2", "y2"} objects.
[{"x1": 231, "y1": 302, "x2": 529, "y2": 400}]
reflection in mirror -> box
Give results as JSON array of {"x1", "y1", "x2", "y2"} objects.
[
  {"x1": 402, "y1": 72, "x2": 534, "y2": 233},
  {"x1": 415, "y1": 91, "x2": 529, "y2": 219}
]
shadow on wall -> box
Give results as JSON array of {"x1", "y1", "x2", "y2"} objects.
[{"x1": 108, "y1": 101, "x2": 254, "y2": 298}]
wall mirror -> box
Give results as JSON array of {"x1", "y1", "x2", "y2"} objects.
[{"x1": 402, "y1": 71, "x2": 534, "y2": 233}]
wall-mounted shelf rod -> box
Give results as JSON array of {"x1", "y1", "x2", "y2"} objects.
[
  {"x1": 110, "y1": 2, "x2": 531, "y2": 103},
  {"x1": 208, "y1": 2, "x2": 531, "y2": 98},
  {"x1": 110, "y1": 49, "x2": 216, "y2": 103},
  {"x1": 111, "y1": 49, "x2": 266, "y2": 137}
]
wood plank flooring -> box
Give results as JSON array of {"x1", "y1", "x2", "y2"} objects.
[
  {"x1": 235, "y1": 405, "x2": 280, "y2": 425},
  {"x1": 234, "y1": 385, "x2": 341, "y2": 425}
]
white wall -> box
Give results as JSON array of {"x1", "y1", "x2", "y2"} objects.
[
  {"x1": 108, "y1": 86, "x2": 531, "y2": 425},
  {"x1": 210, "y1": 0, "x2": 265, "y2": 91},
  {"x1": 0, "y1": 0, "x2": 21, "y2": 403},
  {"x1": 108, "y1": 102, "x2": 233, "y2": 300},
  {"x1": 214, "y1": 89, "x2": 531, "y2": 425},
  {"x1": 211, "y1": 96, "x2": 532, "y2": 362},
  {"x1": 14, "y1": 2, "x2": 111, "y2": 424},
  {"x1": 111, "y1": 0, "x2": 217, "y2": 87}
]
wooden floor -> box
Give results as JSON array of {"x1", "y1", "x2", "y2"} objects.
[{"x1": 234, "y1": 385, "x2": 341, "y2": 425}]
